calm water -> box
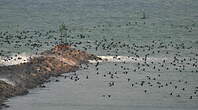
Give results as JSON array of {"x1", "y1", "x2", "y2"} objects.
[
  {"x1": 0, "y1": 0, "x2": 198, "y2": 54},
  {"x1": 1, "y1": 0, "x2": 198, "y2": 110}
]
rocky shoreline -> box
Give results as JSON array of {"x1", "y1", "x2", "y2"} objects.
[{"x1": 0, "y1": 44, "x2": 100, "y2": 109}]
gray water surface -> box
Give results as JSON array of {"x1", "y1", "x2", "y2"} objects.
[{"x1": 1, "y1": 0, "x2": 198, "y2": 110}]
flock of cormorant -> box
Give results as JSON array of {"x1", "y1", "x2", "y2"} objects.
[{"x1": 0, "y1": 22, "x2": 198, "y2": 104}]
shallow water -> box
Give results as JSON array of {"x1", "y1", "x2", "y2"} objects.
[
  {"x1": 1, "y1": 0, "x2": 198, "y2": 110},
  {"x1": 5, "y1": 59, "x2": 198, "y2": 110}
]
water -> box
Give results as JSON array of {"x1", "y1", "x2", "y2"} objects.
[
  {"x1": 1, "y1": 0, "x2": 198, "y2": 110},
  {"x1": 4, "y1": 56, "x2": 198, "y2": 110},
  {"x1": 1, "y1": 0, "x2": 198, "y2": 55}
]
